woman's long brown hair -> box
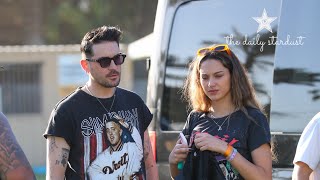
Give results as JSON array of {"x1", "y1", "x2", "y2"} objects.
[{"x1": 183, "y1": 49, "x2": 262, "y2": 113}]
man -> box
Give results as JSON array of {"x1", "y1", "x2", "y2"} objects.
[
  {"x1": 0, "y1": 112, "x2": 35, "y2": 179},
  {"x1": 88, "y1": 118, "x2": 143, "y2": 179},
  {"x1": 292, "y1": 112, "x2": 320, "y2": 180},
  {"x1": 44, "y1": 25, "x2": 158, "y2": 179}
]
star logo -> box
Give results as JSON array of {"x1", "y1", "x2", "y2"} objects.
[{"x1": 252, "y1": 8, "x2": 277, "y2": 33}]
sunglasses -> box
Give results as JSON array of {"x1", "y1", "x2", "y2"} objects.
[
  {"x1": 197, "y1": 44, "x2": 232, "y2": 57},
  {"x1": 86, "y1": 53, "x2": 126, "y2": 68}
]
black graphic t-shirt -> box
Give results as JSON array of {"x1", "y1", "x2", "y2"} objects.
[
  {"x1": 182, "y1": 107, "x2": 271, "y2": 180},
  {"x1": 44, "y1": 87, "x2": 152, "y2": 180}
]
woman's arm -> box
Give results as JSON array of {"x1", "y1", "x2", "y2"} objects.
[
  {"x1": 168, "y1": 139, "x2": 189, "y2": 178},
  {"x1": 229, "y1": 144, "x2": 272, "y2": 180},
  {"x1": 195, "y1": 133, "x2": 272, "y2": 180}
]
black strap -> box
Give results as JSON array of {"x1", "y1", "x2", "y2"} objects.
[{"x1": 181, "y1": 112, "x2": 225, "y2": 180}]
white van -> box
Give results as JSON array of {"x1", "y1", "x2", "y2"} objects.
[{"x1": 146, "y1": 0, "x2": 320, "y2": 179}]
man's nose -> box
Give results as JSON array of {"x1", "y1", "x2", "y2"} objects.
[{"x1": 108, "y1": 60, "x2": 117, "y2": 69}]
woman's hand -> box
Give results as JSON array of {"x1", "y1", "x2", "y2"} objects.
[
  {"x1": 194, "y1": 132, "x2": 228, "y2": 154},
  {"x1": 168, "y1": 139, "x2": 189, "y2": 165}
]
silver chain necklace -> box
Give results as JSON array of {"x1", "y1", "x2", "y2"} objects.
[
  {"x1": 85, "y1": 84, "x2": 116, "y2": 113},
  {"x1": 208, "y1": 113, "x2": 231, "y2": 131}
]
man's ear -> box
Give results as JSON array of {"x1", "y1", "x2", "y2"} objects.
[{"x1": 80, "y1": 59, "x2": 89, "y2": 73}]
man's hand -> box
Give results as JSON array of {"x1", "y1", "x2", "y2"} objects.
[{"x1": 118, "y1": 118, "x2": 129, "y2": 129}]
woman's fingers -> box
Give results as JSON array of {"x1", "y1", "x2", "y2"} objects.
[
  {"x1": 194, "y1": 133, "x2": 215, "y2": 150},
  {"x1": 194, "y1": 133, "x2": 208, "y2": 144},
  {"x1": 175, "y1": 144, "x2": 189, "y2": 155},
  {"x1": 199, "y1": 144, "x2": 210, "y2": 151},
  {"x1": 174, "y1": 151, "x2": 188, "y2": 159},
  {"x1": 173, "y1": 144, "x2": 189, "y2": 162},
  {"x1": 176, "y1": 138, "x2": 182, "y2": 144}
]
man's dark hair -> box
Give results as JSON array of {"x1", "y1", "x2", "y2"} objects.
[{"x1": 80, "y1": 25, "x2": 122, "y2": 57}]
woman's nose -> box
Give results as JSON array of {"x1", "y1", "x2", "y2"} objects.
[{"x1": 208, "y1": 80, "x2": 216, "y2": 87}]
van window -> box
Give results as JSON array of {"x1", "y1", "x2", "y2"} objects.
[
  {"x1": 270, "y1": 0, "x2": 320, "y2": 132},
  {"x1": 161, "y1": 0, "x2": 281, "y2": 131}
]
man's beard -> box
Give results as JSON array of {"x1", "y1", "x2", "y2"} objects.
[
  {"x1": 98, "y1": 70, "x2": 121, "y2": 88},
  {"x1": 101, "y1": 78, "x2": 120, "y2": 88}
]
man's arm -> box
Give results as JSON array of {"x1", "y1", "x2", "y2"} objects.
[
  {"x1": 0, "y1": 113, "x2": 35, "y2": 180},
  {"x1": 292, "y1": 161, "x2": 313, "y2": 180},
  {"x1": 46, "y1": 136, "x2": 70, "y2": 180},
  {"x1": 143, "y1": 131, "x2": 159, "y2": 180}
]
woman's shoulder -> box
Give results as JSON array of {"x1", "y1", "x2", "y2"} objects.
[
  {"x1": 189, "y1": 110, "x2": 205, "y2": 119},
  {"x1": 244, "y1": 106, "x2": 269, "y2": 127},
  {"x1": 245, "y1": 106, "x2": 267, "y2": 119}
]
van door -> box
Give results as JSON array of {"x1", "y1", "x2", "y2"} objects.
[
  {"x1": 148, "y1": 0, "x2": 282, "y2": 179},
  {"x1": 270, "y1": 0, "x2": 320, "y2": 176}
]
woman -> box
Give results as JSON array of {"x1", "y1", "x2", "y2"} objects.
[{"x1": 168, "y1": 44, "x2": 272, "y2": 180}]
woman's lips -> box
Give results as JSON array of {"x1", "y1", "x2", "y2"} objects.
[{"x1": 208, "y1": 89, "x2": 219, "y2": 95}]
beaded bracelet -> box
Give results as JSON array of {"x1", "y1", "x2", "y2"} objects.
[
  {"x1": 223, "y1": 144, "x2": 233, "y2": 157},
  {"x1": 227, "y1": 148, "x2": 238, "y2": 161}
]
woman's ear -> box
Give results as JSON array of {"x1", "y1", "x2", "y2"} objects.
[{"x1": 80, "y1": 59, "x2": 89, "y2": 73}]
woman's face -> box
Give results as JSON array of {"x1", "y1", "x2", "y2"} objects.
[{"x1": 199, "y1": 59, "x2": 232, "y2": 103}]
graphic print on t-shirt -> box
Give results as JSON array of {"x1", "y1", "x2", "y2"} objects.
[
  {"x1": 189, "y1": 131, "x2": 240, "y2": 179},
  {"x1": 81, "y1": 109, "x2": 144, "y2": 180}
]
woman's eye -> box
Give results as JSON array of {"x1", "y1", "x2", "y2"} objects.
[{"x1": 201, "y1": 76, "x2": 208, "y2": 80}]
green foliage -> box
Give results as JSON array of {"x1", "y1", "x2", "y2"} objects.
[{"x1": 44, "y1": 0, "x2": 157, "y2": 44}]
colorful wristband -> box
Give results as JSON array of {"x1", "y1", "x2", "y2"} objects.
[
  {"x1": 223, "y1": 144, "x2": 233, "y2": 157},
  {"x1": 227, "y1": 148, "x2": 237, "y2": 161}
]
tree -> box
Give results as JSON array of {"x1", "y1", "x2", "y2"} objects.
[{"x1": 44, "y1": 0, "x2": 157, "y2": 44}]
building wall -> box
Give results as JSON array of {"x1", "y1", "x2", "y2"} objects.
[{"x1": 0, "y1": 48, "x2": 69, "y2": 166}]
